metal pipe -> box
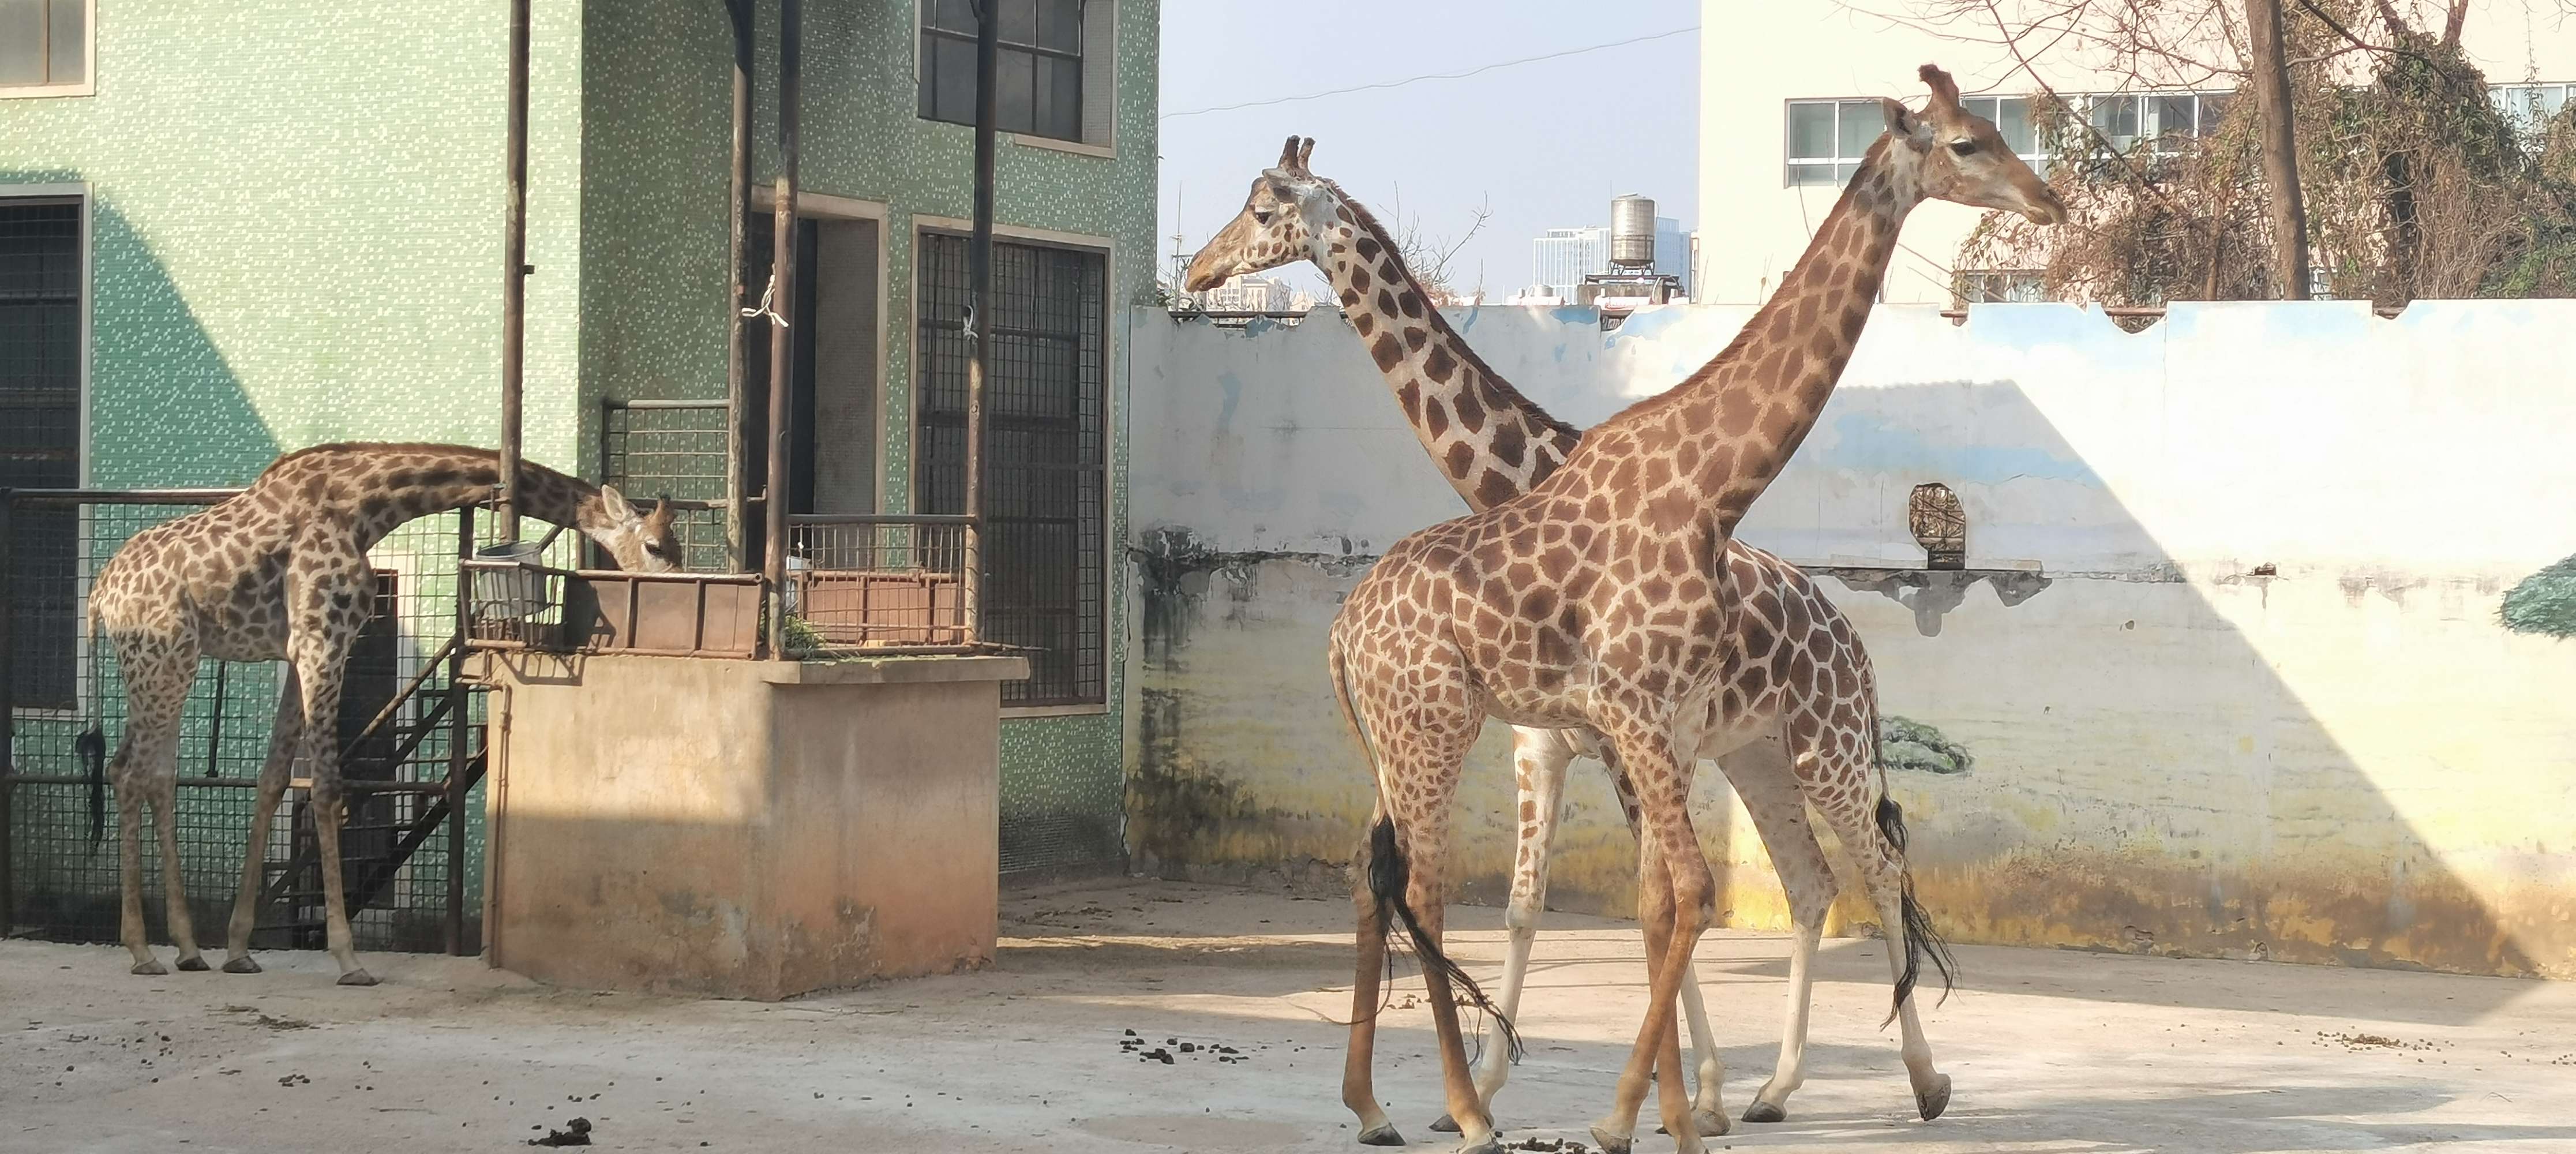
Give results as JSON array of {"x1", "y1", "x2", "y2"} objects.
[
  {"x1": 963, "y1": 0, "x2": 998, "y2": 649},
  {"x1": 724, "y1": 0, "x2": 753, "y2": 573},
  {"x1": 498, "y1": 0, "x2": 533, "y2": 542},
  {"x1": 448, "y1": 506, "x2": 472, "y2": 954},
  {"x1": 203, "y1": 660, "x2": 226, "y2": 778},
  {"x1": 762, "y1": 0, "x2": 801, "y2": 658},
  {"x1": 0, "y1": 489, "x2": 16, "y2": 932}
]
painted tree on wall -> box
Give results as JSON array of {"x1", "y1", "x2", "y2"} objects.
[{"x1": 2501, "y1": 552, "x2": 2576, "y2": 638}]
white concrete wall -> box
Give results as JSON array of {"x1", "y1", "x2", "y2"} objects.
[{"x1": 1126, "y1": 300, "x2": 2576, "y2": 979}]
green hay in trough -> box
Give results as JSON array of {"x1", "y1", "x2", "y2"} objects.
[
  {"x1": 2500, "y1": 552, "x2": 2576, "y2": 639},
  {"x1": 1881, "y1": 714, "x2": 1974, "y2": 775}
]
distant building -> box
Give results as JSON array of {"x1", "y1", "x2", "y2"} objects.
[
  {"x1": 1532, "y1": 218, "x2": 1693, "y2": 299},
  {"x1": 1199, "y1": 273, "x2": 1299, "y2": 312}
]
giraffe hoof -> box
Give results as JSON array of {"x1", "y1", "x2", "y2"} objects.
[
  {"x1": 1742, "y1": 1101, "x2": 1788, "y2": 1123},
  {"x1": 1356, "y1": 1123, "x2": 1406, "y2": 1146},
  {"x1": 1693, "y1": 1108, "x2": 1731, "y2": 1137},
  {"x1": 130, "y1": 960, "x2": 167, "y2": 976},
  {"x1": 1460, "y1": 1138, "x2": 1504, "y2": 1154},
  {"x1": 222, "y1": 957, "x2": 263, "y2": 975},
  {"x1": 1588, "y1": 1125, "x2": 1632, "y2": 1154},
  {"x1": 1429, "y1": 1112, "x2": 1460, "y2": 1133},
  {"x1": 175, "y1": 956, "x2": 211, "y2": 972},
  {"x1": 336, "y1": 969, "x2": 379, "y2": 987},
  {"x1": 1915, "y1": 1073, "x2": 1952, "y2": 1121}
]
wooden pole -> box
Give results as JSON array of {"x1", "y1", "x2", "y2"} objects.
[
  {"x1": 763, "y1": 0, "x2": 801, "y2": 656},
  {"x1": 963, "y1": 0, "x2": 998, "y2": 646},
  {"x1": 498, "y1": 0, "x2": 533, "y2": 539},
  {"x1": 724, "y1": 0, "x2": 752, "y2": 572}
]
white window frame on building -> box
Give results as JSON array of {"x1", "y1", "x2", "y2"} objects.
[
  {"x1": 0, "y1": 0, "x2": 94, "y2": 98},
  {"x1": 1785, "y1": 93, "x2": 2045, "y2": 185},
  {"x1": 916, "y1": 0, "x2": 1119, "y2": 156},
  {"x1": 2079, "y1": 90, "x2": 2230, "y2": 157},
  {"x1": 2491, "y1": 82, "x2": 2575, "y2": 137}
]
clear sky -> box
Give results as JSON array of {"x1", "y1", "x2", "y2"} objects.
[{"x1": 1154, "y1": 2, "x2": 1701, "y2": 301}]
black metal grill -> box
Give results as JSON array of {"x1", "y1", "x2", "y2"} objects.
[
  {"x1": 601, "y1": 399, "x2": 733, "y2": 572},
  {"x1": 2, "y1": 492, "x2": 486, "y2": 955},
  {"x1": 2, "y1": 200, "x2": 83, "y2": 712},
  {"x1": 916, "y1": 231, "x2": 1106, "y2": 708}
]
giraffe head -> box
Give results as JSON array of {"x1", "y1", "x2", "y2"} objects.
[
  {"x1": 1884, "y1": 65, "x2": 2066, "y2": 226},
  {"x1": 1182, "y1": 134, "x2": 1334, "y2": 291},
  {"x1": 588, "y1": 486, "x2": 684, "y2": 572}
]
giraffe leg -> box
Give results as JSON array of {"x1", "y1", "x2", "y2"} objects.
[
  {"x1": 1720, "y1": 733, "x2": 1837, "y2": 1123},
  {"x1": 108, "y1": 641, "x2": 190, "y2": 976},
  {"x1": 1819, "y1": 793, "x2": 1950, "y2": 1120},
  {"x1": 286, "y1": 567, "x2": 374, "y2": 987},
  {"x1": 1590, "y1": 733, "x2": 1713, "y2": 1154},
  {"x1": 1342, "y1": 807, "x2": 1402, "y2": 1147},
  {"x1": 1433, "y1": 727, "x2": 1574, "y2": 1134},
  {"x1": 1394, "y1": 813, "x2": 1504, "y2": 1154},
  {"x1": 145, "y1": 768, "x2": 205, "y2": 970},
  {"x1": 224, "y1": 666, "x2": 302, "y2": 973}
]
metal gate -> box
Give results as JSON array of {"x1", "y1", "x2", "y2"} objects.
[{"x1": 0, "y1": 489, "x2": 493, "y2": 954}]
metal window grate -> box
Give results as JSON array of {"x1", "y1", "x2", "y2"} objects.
[
  {"x1": 917, "y1": 0, "x2": 1086, "y2": 142},
  {"x1": 2, "y1": 200, "x2": 83, "y2": 711},
  {"x1": 1908, "y1": 482, "x2": 1967, "y2": 571},
  {"x1": 601, "y1": 399, "x2": 732, "y2": 572},
  {"x1": 915, "y1": 231, "x2": 1107, "y2": 707}
]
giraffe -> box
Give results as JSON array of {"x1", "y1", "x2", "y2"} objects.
[
  {"x1": 1319, "y1": 68, "x2": 2063, "y2": 1154},
  {"x1": 83, "y1": 443, "x2": 680, "y2": 986},
  {"x1": 1186, "y1": 134, "x2": 1945, "y2": 1133}
]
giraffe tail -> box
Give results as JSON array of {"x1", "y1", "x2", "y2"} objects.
[
  {"x1": 1328, "y1": 636, "x2": 1523, "y2": 1063},
  {"x1": 78, "y1": 602, "x2": 108, "y2": 844},
  {"x1": 1871, "y1": 715, "x2": 1956, "y2": 1025}
]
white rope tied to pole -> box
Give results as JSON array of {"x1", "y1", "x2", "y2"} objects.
[{"x1": 742, "y1": 270, "x2": 790, "y2": 328}]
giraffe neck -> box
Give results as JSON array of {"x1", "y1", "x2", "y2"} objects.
[
  {"x1": 257, "y1": 443, "x2": 627, "y2": 550},
  {"x1": 1655, "y1": 134, "x2": 1920, "y2": 522},
  {"x1": 1316, "y1": 188, "x2": 1583, "y2": 512}
]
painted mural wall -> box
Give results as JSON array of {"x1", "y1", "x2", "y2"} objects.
[{"x1": 1126, "y1": 300, "x2": 2576, "y2": 980}]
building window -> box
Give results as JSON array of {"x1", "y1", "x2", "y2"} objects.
[
  {"x1": 1787, "y1": 95, "x2": 2042, "y2": 185},
  {"x1": 918, "y1": 0, "x2": 1100, "y2": 145},
  {"x1": 0, "y1": 0, "x2": 91, "y2": 95},
  {"x1": 1953, "y1": 268, "x2": 2046, "y2": 304},
  {"x1": 2, "y1": 196, "x2": 84, "y2": 710},
  {"x1": 2491, "y1": 82, "x2": 2575, "y2": 137},
  {"x1": 916, "y1": 231, "x2": 1107, "y2": 708},
  {"x1": 2082, "y1": 90, "x2": 2228, "y2": 156}
]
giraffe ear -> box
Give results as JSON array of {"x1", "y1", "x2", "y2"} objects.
[
  {"x1": 598, "y1": 484, "x2": 637, "y2": 522},
  {"x1": 1882, "y1": 97, "x2": 1924, "y2": 143}
]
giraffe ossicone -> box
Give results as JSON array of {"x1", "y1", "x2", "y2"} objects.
[{"x1": 85, "y1": 443, "x2": 678, "y2": 985}]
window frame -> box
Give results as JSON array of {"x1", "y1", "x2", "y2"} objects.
[
  {"x1": 907, "y1": 216, "x2": 1115, "y2": 716},
  {"x1": 0, "y1": 0, "x2": 97, "y2": 99},
  {"x1": 2, "y1": 185, "x2": 93, "y2": 720},
  {"x1": 916, "y1": 0, "x2": 1096, "y2": 148}
]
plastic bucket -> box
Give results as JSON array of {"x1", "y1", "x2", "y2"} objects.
[{"x1": 470, "y1": 541, "x2": 552, "y2": 621}]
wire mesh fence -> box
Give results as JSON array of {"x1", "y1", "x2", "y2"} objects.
[
  {"x1": 602, "y1": 399, "x2": 732, "y2": 573},
  {"x1": 2, "y1": 490, "x2": 486, "y2": 955}
]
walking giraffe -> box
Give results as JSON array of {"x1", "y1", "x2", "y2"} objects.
[
  {"x1": 1186, "y1": 133, "x2": 1959, "y2": 1133},
  {"x1": 85, "y1": 443, "x2": 679, "y2": 985},
  {"x1": 1319, "y1": 69, "x2": 2063, "y2": 1153}
]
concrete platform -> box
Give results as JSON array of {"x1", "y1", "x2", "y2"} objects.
[{"x1": 3, "y1": 879, "x2": 2571, "y2": 1153}]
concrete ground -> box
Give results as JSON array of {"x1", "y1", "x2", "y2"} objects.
[{"x1": 3, "y1": 880, "x2": 2572, "y2": 1154}]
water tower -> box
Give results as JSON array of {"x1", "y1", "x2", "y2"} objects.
[{"x1": 1580, "y1": 193, "x2": 1683, "y2": 326}]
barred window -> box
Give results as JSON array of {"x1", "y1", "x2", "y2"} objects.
[
  {"x1": 3, "y1": 197, "x2": 83, "y2": 710},
  {"x1": 915, "y1": 231, "x2": 1107, "y2": 707},
  {"x1": 918, "y1": 0, "x2": 1088, "y2": 144}
]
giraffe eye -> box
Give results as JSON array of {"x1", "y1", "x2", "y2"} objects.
[
  {"x1": 1948, "y1": 139, "x2": 1977, "y2": 156},
  {"x1": 1252, "y1": 208, "x2": 1274, "y2": 225}
]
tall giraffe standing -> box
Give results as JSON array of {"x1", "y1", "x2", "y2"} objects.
[
  {"x1": 1322, "y1": 69, "x2": 2063, "y2": 1154},
  {"x1": 85, "y1": 443, "x2": 679, "y2": 985},
  {"x1": 1186, "y1": 136, "x2": 1946, "y2": 1133}
]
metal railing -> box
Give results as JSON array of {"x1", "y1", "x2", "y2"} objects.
[{"x1": 782, "y1": 514, "x2": 978, "y2": 655}]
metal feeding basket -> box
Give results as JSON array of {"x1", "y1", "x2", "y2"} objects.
[{"x1": 466, "y1": 541, "x2": 560, "y2": 646}]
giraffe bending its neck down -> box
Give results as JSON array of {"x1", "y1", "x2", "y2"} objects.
[
  {"x1": 1188, "y1": 133, "x2": 1967, "y2": 1134},
  {"x1": 87, "y1": 443, "x2": 680, "y2": 986},
  {"x1": 1320, "y1": 68, "x2": 2063, "y2": 1154}
]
